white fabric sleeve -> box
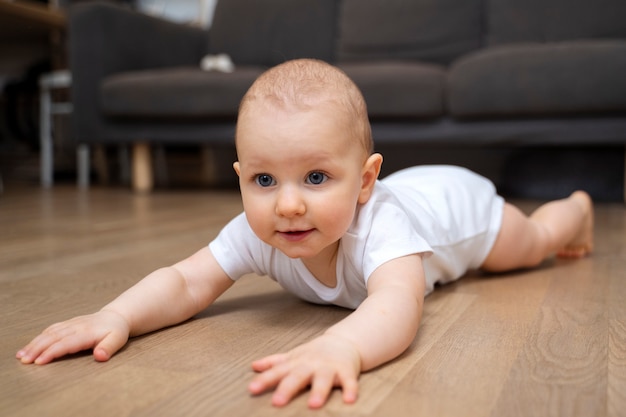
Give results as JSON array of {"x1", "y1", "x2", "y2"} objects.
[
  {"x1": 362, "y1": 213, "x2": 432, "y2": 282},
  {"x1": 208, "y1": 213, "x2": 265, "y2": 280}
]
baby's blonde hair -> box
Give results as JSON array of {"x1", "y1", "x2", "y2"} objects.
[{"x1": 237, "y1": 59, "x2": 373, "y2": 156}]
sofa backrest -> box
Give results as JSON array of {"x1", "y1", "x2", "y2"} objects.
[
  {"x1": 488, "y1": 0, "x2": 626, "y2": 45},
  {"x1": 336, "y1": 0, "x2": 484, "y2": 65},
  {"x1": 208, "y1": 0, "x2": 338, "y2": 67}
]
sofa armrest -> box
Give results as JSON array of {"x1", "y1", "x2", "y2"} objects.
[{"x1": 69, "y1": 1, "x2": 208, "y2": 143}]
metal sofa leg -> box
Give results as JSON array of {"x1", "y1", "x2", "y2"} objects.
[
  {"x1": 77, "y1": 144, "x2": 90, "y2": 188},
  {"x1": 132, "y1": 142, "x2": 153, "y2": 192},
  {"x1": 39, "y1": 77, "x2": 53, "y2": 188}
]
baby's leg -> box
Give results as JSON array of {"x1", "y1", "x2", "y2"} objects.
[{"x1": 481, "y1": 191, "x2": 593, "y2": 272}]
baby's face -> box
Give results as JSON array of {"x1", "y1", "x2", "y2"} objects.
[{"x1": 234, "y1": 103, "x2": 369, "y2": 262}]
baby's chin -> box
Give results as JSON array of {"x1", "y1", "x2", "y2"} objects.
[
  {"x1": 274, "y1": 242, "x2": 333, "y2": 260},
  {"x1": 277, "y1": 248, "x2": 322, "y2": 260}
]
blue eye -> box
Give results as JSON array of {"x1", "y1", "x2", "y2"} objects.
[
  {"x1": 255, "y1": 174, "x2": 275, "y2": 187},
  {"x1": 306, "y1": 171, "x2": 327, "y2": 185}
]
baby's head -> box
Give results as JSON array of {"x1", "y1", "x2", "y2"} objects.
[
  {"x1": 237, "y1": 59, "x2": 373, "y2": 158},
  {"x1": 233, "y1": 59, "x2": 382, "y2": 260}
]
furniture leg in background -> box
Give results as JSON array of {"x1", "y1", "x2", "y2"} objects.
[
  {"x1": 39, "y1": 69, "x2": 92, "y2": 188},
  {"x1": 132, "y1": 142, "x2": 153, "y2": 192}
]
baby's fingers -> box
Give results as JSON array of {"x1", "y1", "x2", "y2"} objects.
[
  {"x1": 270, "y1": 367, "x2": 314, "y2": 407},
  {"x1": 16, "y1": 311, "x2": 130, "y2": 365},
  {"x1": 251, "y1": 353, "x2": 286, "y2": 373},
  {"x1": 17, "y1": 325, "x2": 89, "y2": 365},
  {"x1": 338, "y1": 371, "x2": 359, "y2": 405},
  {"x1": 307, "y1": 369, "x2": 336, "y2": 409},
  {"x1": 308, "y1": 369, "x2": 358, "y2": 408},
  {"x1": 16, "y1": 339, "x2": 46, "y2": 364},
  {"x1": 248, "y1": 358, "x2": 287, "y2": 396}
]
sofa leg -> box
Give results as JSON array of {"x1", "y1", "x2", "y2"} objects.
[
  {"x1": 77, "y1": 144, "x2": 90, "y2": 188},
  {"x1": 201, "y1": 146, "x2": 218, "y2": 186},
  {"x1": 93, "y1": 145, "x2": 110, "y2": 185},
  {"x1": 132, "y1": 142, "x2": 153, "y2": 192}
]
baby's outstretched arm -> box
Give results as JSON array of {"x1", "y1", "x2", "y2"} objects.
[
  {"x1": 17, "y1": 247, "x2": 233, "y2": 365},
  {"x1": 248, "y1": 254, "x2": 425, "y2": 408}
]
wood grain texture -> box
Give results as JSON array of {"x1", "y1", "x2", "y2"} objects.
[{"x1": 1, "y1": 185, "x2": 624, "y2": 417}]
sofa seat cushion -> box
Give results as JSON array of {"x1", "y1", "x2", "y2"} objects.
[
  {"x1": 101, "y1": 66, "x2": 265, "y2": 118},
  {"x1": 337, "y1": 0, "x2": 483, "y2": 65},
  {"x1": 448, "y1": 41, "x2": 626, "y2": 118},
  {"x1": 339, "y1": 62, "x2": 445, "y2": 118}
]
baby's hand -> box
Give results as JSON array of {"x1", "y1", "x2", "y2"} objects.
[
  {"x1": 248, "y1": 334, "x2": 361, "y2": 409},
  {"x1": 16, "y1": 310, "x2": 130, "y2": 365}
]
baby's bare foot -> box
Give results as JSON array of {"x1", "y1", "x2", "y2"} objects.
[{"x1": 557, "y1": 191, "x2": 594, "y2": 258}]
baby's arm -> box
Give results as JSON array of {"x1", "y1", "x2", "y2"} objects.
[
  {"x1": 248, "y1": 254, "x2": 425, "y2": 408},
  {"x1": 17, "y1": 247, "x2": 233, "y2": 365}
]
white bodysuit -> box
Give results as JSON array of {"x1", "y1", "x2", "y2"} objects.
[{"x1": 209, "y1": 165, "x2": 504, "y2": 309}]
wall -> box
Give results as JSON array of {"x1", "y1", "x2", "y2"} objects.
[{"x1": 136, "y1": 0, "x2": 217, "y2": 27}]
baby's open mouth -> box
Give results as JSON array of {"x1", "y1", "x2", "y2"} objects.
[{"x1": 279, "y1": 229, "x2": 314, "y2": 242}]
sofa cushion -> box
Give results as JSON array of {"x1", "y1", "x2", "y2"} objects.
[
  {"x1": 339, "y1": 62, "x2": 445, "y2": 118},
  {"x1": 209, "y1": 0, "x2": 337, "y2": 67},
  {"x1": 448, "y1": 41, "x2": 626, "y2": 118},
  {"x1": 488, "y1": 0, "x2": 626, "y2": 45},
  {"x1": 337, "y1": 0, "x2": 483, "y2": 65},
  {"x1": 101, "y1": 67, "x2": 265, "y2": 118}
]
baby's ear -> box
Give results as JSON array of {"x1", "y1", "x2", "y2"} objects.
[
  {"x1": 358, "y1": 153, "x2": 383, "y2": 204},
  {"x1": 233, "y1": 161, "x2": 241, "y2": 177}
]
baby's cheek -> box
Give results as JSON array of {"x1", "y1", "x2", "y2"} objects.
[
  {"x1": 323, "y1": 205, "x2": 355, "y2": 238},
  {"x1": 245, "y1": 208, "x2": 272, "y2": 240}
]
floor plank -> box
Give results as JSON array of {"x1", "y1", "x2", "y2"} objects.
[{"x1": 1, "y1": 184, "x2": 624, "y2": 417}]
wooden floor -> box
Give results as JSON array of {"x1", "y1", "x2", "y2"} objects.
[{"x1": 1, "y1": 184, "x2": 625, "y2": 417}]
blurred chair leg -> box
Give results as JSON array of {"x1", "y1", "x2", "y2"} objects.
[{"x1": 39, "y1": 70, "x2": 73, "y2": 188}]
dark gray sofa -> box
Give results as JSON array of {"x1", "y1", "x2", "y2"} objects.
[{"x1": 68, "y1": 0, "x2": 626, "y2": 196}]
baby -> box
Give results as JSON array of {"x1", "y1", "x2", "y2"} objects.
[{"x1": 17, "y1": 59, "x2": 593, "y2": 409}]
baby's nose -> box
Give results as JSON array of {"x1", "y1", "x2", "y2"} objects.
[{"x1": 275, "y1": 187, "x2": 306, "y2": 217}]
